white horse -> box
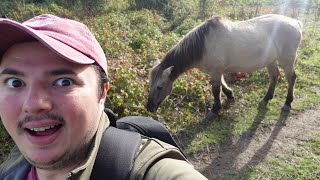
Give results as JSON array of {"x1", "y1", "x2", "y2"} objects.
[{"x1": 147, "y1": 14, "x2": 303, "y2": 117}]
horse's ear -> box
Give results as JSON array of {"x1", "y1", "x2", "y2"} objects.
[
  {"x1": 162, "y1": 66, "x2": 174, "y2": 78},
  {"x1": 152, "y1": 59, "x2": 161, "y2": 68}
]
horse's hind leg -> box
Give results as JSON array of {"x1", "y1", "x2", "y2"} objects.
[
  {"x1": 221, "y1": 75, "x2": 235, "y2": 100},
  {"x1": 282, "y1": 65, "x2": 297, "y2": 111},
  {"x1": 259, "y1": 62, "x2": 280, "y2": 107}
]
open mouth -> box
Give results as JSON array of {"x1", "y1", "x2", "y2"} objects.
[{"x1": 26, "y1": 124, "x2": 63, "y2": 136}]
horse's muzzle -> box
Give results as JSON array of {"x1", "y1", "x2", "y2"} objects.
[{"x1": 146, "y1": 102, "x2": 158, "y2": 112}]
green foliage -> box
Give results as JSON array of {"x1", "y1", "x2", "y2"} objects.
[
  {"x1": 0, "y1": 122, "x2": 14, "y2": 164},
  {"x1": 0, "y1": 1, "x2": 72, "y2": 21},
  {"x1": 133, "y1": 0, "x2": 169, "y2": 11},
  {"x1": 174, "y1": 18, "x2": 202, "y2": 36},
  {"x1": 299, "y1": 27, "x2": 320, "y2": 60},
  {"x1": 87, "y1": 9, "x2": 180, "y2": 118}
]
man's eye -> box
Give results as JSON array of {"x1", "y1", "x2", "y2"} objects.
[
  {"x1": 6, "y1": 78, "x2": 24, "y2": 88},
  {"x1": 54, "y1": 78, "x2": 74, "y2": 87}
]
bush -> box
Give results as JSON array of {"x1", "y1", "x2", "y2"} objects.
[{"x1": 133, "y1": 0, "x2": 169, "y2": 12}]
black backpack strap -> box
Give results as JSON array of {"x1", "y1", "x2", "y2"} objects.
[
  {"x1": 90, "y1": 127, "x2": 142, "y2": 180},
  {"x1": 117, "y1": 116, "x2": 187, "y2": 159},
  {"x1": 104, "y1": 108, "x2": 117, "y2": 127}
]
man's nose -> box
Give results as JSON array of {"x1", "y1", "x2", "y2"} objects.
[{"x1": 22, "y1": 86, "x2": 52, "y2": 114}]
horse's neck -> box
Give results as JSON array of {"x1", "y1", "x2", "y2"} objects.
[
  {"x1": 161, "y1": 62, "x2": 193, "y2": 82},
  {"x1": 162, "y1": 51, "x2": 198, "y2": 81}
]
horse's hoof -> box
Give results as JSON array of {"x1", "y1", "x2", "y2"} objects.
[
  {"x1": 205, "y1": 111, "x2": 219, "y2": 120},
  {"x1": 259, "y1": 99, "x2": 268, "y2": 107},
  {"x1": 281, "y1": 105, "x2": 291, "y2": 112},
  {"x1": 225, "y1": 97, "x2": 235, "y2": 103}
]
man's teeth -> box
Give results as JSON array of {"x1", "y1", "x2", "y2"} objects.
[{"x1": 30, "y1": 125, "x2": 57, "y2": 132}]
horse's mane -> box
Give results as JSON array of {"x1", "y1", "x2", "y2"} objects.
[{"x1": 158, "y1": 16, "x2": 223, "y2": 81}]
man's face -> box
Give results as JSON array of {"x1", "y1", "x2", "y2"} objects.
[{"x1": 0, "y1": 42, "x2": 106, "y2": 170}]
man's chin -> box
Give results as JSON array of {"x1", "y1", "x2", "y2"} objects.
[
  {"x1": 22, "y1": 134, "x2": 93, "y2": 170},
  {"x1": 25, "y1": 147, "x2": 88, "y2": 171},
  {"x1": 26, "y1": 155, "x2": 66, "y2": 170}
]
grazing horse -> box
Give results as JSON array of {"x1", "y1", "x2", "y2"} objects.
[{"x1": 146, "y1": 14, "x2": 303, "y2": 117}]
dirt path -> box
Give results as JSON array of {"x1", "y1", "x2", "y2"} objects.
[{"x1": 188, "y1": 105, "x2": 320, "y2": 180}]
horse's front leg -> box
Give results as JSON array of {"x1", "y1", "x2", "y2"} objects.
[{"x1": 210, "y1": 75, "x2": 222, "y2": 115}]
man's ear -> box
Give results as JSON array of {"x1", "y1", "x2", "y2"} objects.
[
  {"x1": 100, "y1": 82, "x2": 109, "y2": 104},
  {"x1": 104, "y1": 82, "x2": 109, "y2": 94}
]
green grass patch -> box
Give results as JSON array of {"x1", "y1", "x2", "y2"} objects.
[{"x1": 240, "y1": 134, "x2": 320, "y2": 179}]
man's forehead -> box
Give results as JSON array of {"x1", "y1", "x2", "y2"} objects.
[
  {"x1": 1, "y1": 41, "x2": 37, "y2": 62},
  {"x1": 1, "y1": 42, "x2": 83, "y2": 68},
  {"x1": 2, "y1": 41, "x2": 57, "y2": 60}
]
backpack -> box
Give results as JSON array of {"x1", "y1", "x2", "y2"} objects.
[{"x1": 90, "y1": 109, "x2": 186, "y2": 180}]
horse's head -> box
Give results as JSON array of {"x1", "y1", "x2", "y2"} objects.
[{"x1": 147, "y1": 60, "x2": 174, "y2": 112}]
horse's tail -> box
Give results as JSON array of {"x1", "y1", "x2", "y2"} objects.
[
  {"x1": 294, "y1": 20, "x2": 303, "y2": 65},
  {"x1": 297, "y1": 20, "x2": 303, "y2": 44},
  {"x1": 297, "y1": 20, "x2": 303, "y2": 31}
]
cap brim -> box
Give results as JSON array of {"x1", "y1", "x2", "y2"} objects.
[{"x1": 0, "y1": 18, "x2": 95, "y2": 64}]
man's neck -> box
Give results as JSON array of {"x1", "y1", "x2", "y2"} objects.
[
  {"x1": 35, "y1": 161, "x2": 83, "y2": 180},
  {"x1": 35, "y1": 167, "x2": 73, "y2": 180}
]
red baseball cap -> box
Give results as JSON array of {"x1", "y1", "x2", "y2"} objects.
[{"x1": 0, "y1": 14, "x2": 108, "y2": 75}]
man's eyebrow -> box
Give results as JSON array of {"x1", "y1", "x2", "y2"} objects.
[
  {"x1": 0, "y1": 68, "x2": 24, "y2": 76},
  {"x1": 49, "y1": 69, "x2": 77, "y2": 76},
  {"x1": 0, "y1": 68, "x2": 77, "y2": 76}
]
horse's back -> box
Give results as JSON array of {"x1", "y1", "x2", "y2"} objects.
[
  {"x1": 246, "y1": 14, "x2": 302, "y2": 39},
  {"x1": 200, "y1": 14, "x2": 302, "y2": 73},
  {"x1": 237, "y1": 14, "x2": 300, "y2": 37},
  {"x1": 248, "y1": 14, "x2": 303, "y2": 59}
]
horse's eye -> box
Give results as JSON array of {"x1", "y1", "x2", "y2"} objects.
[{"x1": 157, "y1": 86, "x2": 163, "y2": 90}]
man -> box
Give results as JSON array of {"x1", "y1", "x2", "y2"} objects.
[{"x1": 0, "y1": 14, "x2": 207, "y2": 179}]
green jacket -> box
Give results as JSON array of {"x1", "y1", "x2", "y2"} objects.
[{"x1": 0, "y1": 112, "x2": 207, "y2": 180}]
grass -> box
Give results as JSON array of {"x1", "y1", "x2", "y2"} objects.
[{"x1": 240, "y1": 134, "x2": 320, "y2": 179}]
